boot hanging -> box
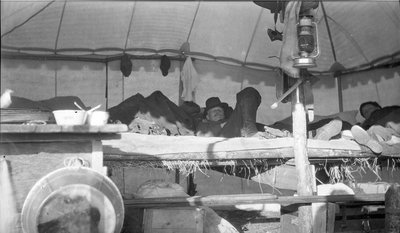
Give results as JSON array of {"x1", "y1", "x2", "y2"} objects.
[
  {"x1": 120, "y1": 54, "x2": 132, "y2": 77},
  {"x1": 160, "y1": 55, "x2": 171, "y2": 77}
]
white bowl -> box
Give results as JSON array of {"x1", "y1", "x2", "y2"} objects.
[
  {"x1": 87, "y1": 111, "x2": 109, "y2": 126},
  {"x1": 52, "y1": 110, "x2": 87, "y2": 125}
]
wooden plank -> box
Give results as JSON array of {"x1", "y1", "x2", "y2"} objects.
[
  {"x1": 104, "y1": 133, "x2": 298, "y2": 154},
  {"x1": 124, "y1": 194, "x2": 385, "y2": 208},
  {"x1": 0, "y1": 141, "x2": 92, "y2": 156},
  {"x1": 385, "y1": 183, "x2": 400, "y2": 233},
  {"x1": 143, "y1": 208, "x2": 204, "y2": 233},
  {"x1": 106, "y1": 165, "x2": 125, "y2": 196},
  {"x1": 1, "y1": 141, "x2": 93, "y2": 212},
  {"x1": 102, "y1": 135, "x2": 400, "y2": 159},
  {"x1": 0, "y1": 133, "x2": 122, "y2": 143},
  {"x1": 102, "y1": 133, "x2": 381, "y2": 161},
  {"x1": 0, "y1": 123, "x2": 128, "y2": 133},
  {"x1": 104, "y1": 148, "x2": 294, "y2": 161},
  {"x1": 292, "y1": 95, "x2": 313, "y2": 233},
  {"x1": 312, "y1": 202, "x2": 336, "y2": 233},
  {"x1": 1, "y1": 140, "x2": 99, "y2": 233},
  {"x1": 103, "y1": 148, "x2": 377, "y2": 161},
  {"x1": 91, "y1": 140, "x2": 105, "y2": 175}
]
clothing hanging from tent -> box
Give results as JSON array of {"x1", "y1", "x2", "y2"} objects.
[{"x1": 181, "y1": 56, "x2": 199, "y2": 102}]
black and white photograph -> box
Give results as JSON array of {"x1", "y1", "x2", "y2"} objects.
[{"x1": 1, "y1": 1, "x2": 399, "y2": 233}]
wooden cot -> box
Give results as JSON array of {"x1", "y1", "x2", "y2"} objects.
[
  {"x1": 102, "y1": 132, "x2": 400, "y2": 161},
  {"x1": 101, "y1": 132, "x2": 399, "y2": 232}
]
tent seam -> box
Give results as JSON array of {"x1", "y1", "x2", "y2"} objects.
[
  {"x1": 186, "y1": 1, "x2": 201, "y2": 43},
  {"x1": 124, "y1": 1, "x2": 136, "y2": 51},
  {"x1": 325, "y1": 15, "x2": 369, "y2": 63},
  {"x1": 54, "y1": 0, "x2": 67, "y2": 53},
  {"x1": 1, "y1": 0, "x2": 56, "y2": 38},
  {"x1": 320, "y1": 0, "x2": 337, "y2": 62},
  {"x1": 243, "y1": 8, "x2": 263, "y2": 64}
]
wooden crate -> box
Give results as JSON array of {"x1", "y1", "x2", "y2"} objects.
[{"x1": 143, "y1": 207, "x2": 204, "y2": 233}]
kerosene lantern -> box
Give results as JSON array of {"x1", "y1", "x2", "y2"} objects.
[{"x1": 293, "y1": 15, "x2": 320, "y2": 68}]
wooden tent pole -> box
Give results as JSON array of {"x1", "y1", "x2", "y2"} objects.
[
  {"x1": 105, "y1": 61, "x2": 109, "y2": 110},
  {"x1": 336, "y1": 77, "x2": 343, "y2": 112},
  {"x1": 385, "y1": 183, "x2": 400, "y2": 233},
  {"x1": 292, "y1": 78, "x2": 314, "y2": 233}
]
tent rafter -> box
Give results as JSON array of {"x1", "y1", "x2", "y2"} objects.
[
  {"x1": 325, "y1": 15, "x2": 369, "y2": 64},
  {"x1": 243, "y1": 8, "x2": 264, "y2": 64},
  {"x1": 320, "y1": 1, "x2": 337, "y2": 62},
  {"x1": 186, "y1": 1, "x2": 201, "y2": 43},
  {"x1": 123, "y1": 1, "x2": 137, "y2": 52},
  {"x1": 1, "y1": 1, "x2": 399, "y2": 74},
  {"x1": 1, "y1": 0, "x2": 56, "y2": 38},
  {"x1": 2, "y1": 48, "x2": 399, "y2": 75},
  {"x1": 54, "y1": 0, "x2": 67, "y2": 52}
]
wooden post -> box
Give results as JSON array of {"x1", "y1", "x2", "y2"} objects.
[
  {"x1": 91, "y1": 140, "x2": 106, "y2": 175},
  {"x1": 385, "y1": 183, "x2": 400, "y2": 233},
  {"x1": 292, "y1": 81, "x2": 314, "y2": 233}
]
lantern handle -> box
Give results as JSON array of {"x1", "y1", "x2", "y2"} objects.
[{"x1": 312, "y1": 21, "x2": 320, "y2": 58}]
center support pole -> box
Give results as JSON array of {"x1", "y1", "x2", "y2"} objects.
[{"x1": 292, "y1": 79, "x2": 314, "y2": 233}]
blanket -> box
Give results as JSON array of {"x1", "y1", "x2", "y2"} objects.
[
  {"x1": 8, "y1": 96, "x2": 88, "y2": 111},
  {"x1": 108, "y1": 91, "x2": 198, "y2": 136}
]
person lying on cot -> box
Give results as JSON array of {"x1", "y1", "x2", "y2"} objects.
[
  {"x1": 267, "y1": 100, "x2": 400, "y2": 154},
  {"x1": 358, "y1": 101, "x2": 400, "y2": 130},
  {"x1": 196, "y1": 87, "x2": 351, "y2": 141},
  {"x1": 348, "y1": 101, "x2": 400, "y2": 153},
  {"x1": 196, "y1": 87, "x2": 261, "y2": 138},
  {"x1": 266, "y1": 115, "x2": 352, "y2": 141}
]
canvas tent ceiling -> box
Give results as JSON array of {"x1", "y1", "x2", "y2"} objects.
[{"x1": 1, "y1": 0, "x2": 400, "y2": 74}]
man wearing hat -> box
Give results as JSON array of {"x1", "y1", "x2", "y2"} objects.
[{"x1": 196, "y1": 87, "x2": 261, "y2": 138}]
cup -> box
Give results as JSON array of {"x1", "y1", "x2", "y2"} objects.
[{"x1": 87, "y1": 111, "x2": 109, "y2": 126}]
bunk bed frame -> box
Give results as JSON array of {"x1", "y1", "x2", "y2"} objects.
[{"x1": 100, "y1": 93, "x2": 400, "y2": 233}]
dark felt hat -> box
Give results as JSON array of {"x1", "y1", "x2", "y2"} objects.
[
  {"x1": 204, "y1": 97, "x2": 226, "y2": 116},
  {"x1": 160, "y1": 55, "x2": 171, "y2": 77}
]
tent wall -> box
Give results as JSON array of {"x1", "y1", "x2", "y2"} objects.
[
  {"x1": 1, "y1": 58, "x2": 399, "y2": 125},
  {"x1": 107, "y1": 59, "x2": 182, "y2": 109},
  {"x1": 342, "y1": 67, "x2": 400, "y2": 112}
]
